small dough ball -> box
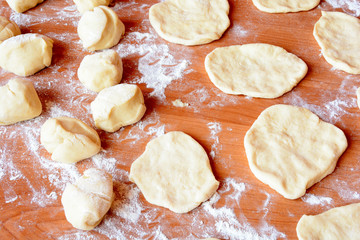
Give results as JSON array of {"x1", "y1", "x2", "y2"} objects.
[
  {"x1": 73, "y1": 0, "x2": 111, "y2": 14},
  {"x1": 0, "y1": 16, "x2": 21, "y2": 43},
  {"x1": 78, "y1": 50, "x2": 123, "y2": 92},
  {"x1": 40, "y1": 117, "x2": 101, "y2": 164},
  {"x1": 61, "y1": 168, "x2": 114, "y2": 230},
  {"x1": 0, "y1": 78, "x2": 42, "y2": 125},
  {"x1": 252, "y1": 0, "x2": 320, "y2": 13},
  {"x1": 0, "y1": 33, "x2": 53, "y2": 77},
  {"x1": 77, "y1": 6, "x2": 125, "y2": 51},
  {"x1": 90, "y1": 84, "x2": 146, "y2": 132},
  {"x1": 5, "y1": 0, "x2": 44, "y2": 13}
]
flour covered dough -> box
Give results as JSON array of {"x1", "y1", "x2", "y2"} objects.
[
  {"x1": 252, "y1": 0, "x2": 320, "y2": 13},
  {"x1": 314, "y1": 11, "x2": 360, "y2": 74},
  {"x1": 205, "y1": 44, "x2": 308, "y2": 98},
  {"x1": 6, "y1": 0, "x2": 44, "y2": 13},
  {"x1": 297, "y1": 203, "x2": 360, "y2": 240},
  {"x1": 130, "y1": 131, "x2": 219, "y2": 213},
  {"x1": 149, "y1": 0, "x2": 230, "y2": 46},
  {"x1": 244, "y1": 104, "x2": 347, "y2": 199}
]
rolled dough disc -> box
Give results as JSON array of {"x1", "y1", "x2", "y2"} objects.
[{"x1": 252, "y1": 0, "x2": 320, "y2": 13}]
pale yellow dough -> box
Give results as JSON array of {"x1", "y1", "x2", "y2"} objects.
[
  {"x1": 0, "y1": 78, "x2": 42, "y2": 125},
  {"x1": 314, "y1": 11, "x2": 360, "y2": 74},
  {"x1": 244, "y1": 104, "x2": 347, "y2": 199},
  {"x1": 149, "y1": 0, "x2": 230, "y2": 46},
  {"x1": 297, "y1": 202, "x2": 360, "y2": 240},
  {"x1": 205, "y1": 44, "x2": 308, "y2": 98},
  {"x1": 0, "y1": 16, "x2": 20, "y2": 43},
  {"x1": 73, "y1": 0, "x2": 111, "y2": 14},
  {"x1": 130, "y1": 131, "x2": 219, "y2": 213},
  {"x1": 61, "y1": 168, "x2": 114, "y2": 230},
  {"x1": 252, "y1": 0, "x2": 320, "y2": 13},
  {"x1": 5, "y1": 0, "x2": 44, "y2": 13}
]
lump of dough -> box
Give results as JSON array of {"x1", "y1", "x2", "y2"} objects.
[
  {"x1": 314, "y1": 11, "x2": 360, "y2": 74},
  {"x1": 40, "y1": 117, "x2": 101, "y2": 164},
  {"x1": 90, "y1": 84, "x2": 146, "y2": 132},
  {"x1": 77, "y1": 6, "x2": 125, "y2": 51},
  {"x1": 61, "y1": 168, "x2": 114, "y2": 230},
  {"x1": 149, "y1": 0, "x2": 230, "y2": 46},
  {"x1": 78, "y1": 49, "x2": 123, "y2": 92},
  {"x1": 73, "y1": 0, "x2": 111, "y2": 14},
  {"x1": 0, "y1": 78, "x2": 42, "y2": 125},
  {"x1": 297, "y1": 203, "x2": 360, "y2": 239},
  {"x1": 0, "y1": 33, "x2": 53, "y2": 77},
  {"x1": 205, "y1": 44, "x2": 308, "y2": 98},
  {"x1": 252, "y1": 0, "x2": 320, "y2": 13},
  {"x1": 0, "y1": 16, "x2": 21, "y2": 43},
  {"x1": 130, "y1": 131, "x2": 219, "y2": 213},
  {"x1": 244, "y1": 104, "x2": 347, "y2": 199},
  {"x1": 5, "y1": 0, "x2": 45, "y2": 13}
]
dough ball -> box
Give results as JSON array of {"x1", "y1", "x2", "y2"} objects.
[
  {"x1": 149, "y1": 0, "x2": 230, "y2": 46},
  {"x1": 130, "y1": 131, "x2": 219, "y2": 213},
  {"x1": 0, "y1": 16, "x2": 21, "y2": 43},
  {"x1": 77, "y1": 6, "x2": 125, "y2": 51},
  {"x1": 0, "y1": 33, "x2": 53, "y2": 77},
  {"x1": 61, "y1": 168, "x2": 114, "y2": 230},
  {"x1": 40, "y1": 117, "x2": 101, "y2": 164},
  {"x1": 314, "y1": 11, "x2": 360, "y2": 74},
  {"x1": 297, "y1": 203, "x2": 360, "y2": 239},
  {"x1": 90, "y1": 84, "x2": 146, "y2": 132},
  {"x1": 252, "y1": 0, "x2": 320, "y2": 13},
  {"x1": 5, "y1": 0, "x2": 44, "y2": 13},
  {"x1": 78, "y1": 49, "x2": 123, "y2": 92},
  {"x1": 73, "y1": 0, "x2": 111, "y2": 14},
  {"x1": 244, "y1": 104, "x2": 347, "y2": 199},
  {"x1": 205, "y1": 44, "x2": 308, "y2": 98},
  {"x1": 0, "y1": 78, "x2": 42, "y2": 125}
]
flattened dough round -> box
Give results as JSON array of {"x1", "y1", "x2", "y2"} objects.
[
  {"x1": 314, "y1": 11, "x2": 360, "y2": 74},
  {"x1": 130, "y1": 131, "x2": 219, "y2": 213},
  {"x1": 297, "y1": 203, "x2": 360, "y2": 240},
  {"x1": 205, "y1": 44, "x2": 308, "y2": 98},
  {"x1": 244, "y1": 104, "x2": 347, "y2": 199},
  {"x1": 0, "y1": 16, "x2": 21, "y2": 43},
  {"x1": 149, "y1": 0, "x2": 230, "y2": 46},
  {"x1": 252, "y1": 0, "x2": 320, "y2": 13},
  {"x1": 6, "y1": 0, "x2": 44, "y2": 13}
]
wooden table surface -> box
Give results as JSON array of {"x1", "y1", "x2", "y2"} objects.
[{"x1": 1, "y1": 0, "x2": 360, "y2": 239}]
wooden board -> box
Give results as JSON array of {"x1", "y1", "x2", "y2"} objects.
[{"x1": 0, "y1": 0, "x2": 360, "y2": 239}]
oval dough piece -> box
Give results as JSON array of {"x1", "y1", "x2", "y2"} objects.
[
  {"x1": 244, "y1": 104, "x2": 348, "y2": 199},
  {"x1": 5, "y1": 0, "x2": 44, "y2": 13},
  {"x1": 297, "y1": 203, "x2": 360, "y2": 239},
  {"x1": 314, "y1": 11, "x2": 360, "y2": 74},
  {"x1": 205, "y1": 44, "x2": 308, "y2": 98},
  {"x1": 90, "y1": 84, "x2": 146, "y2": 132},
  {"x1": 130, "y1": 131, "x2": 219, "y2": 213},
  {"x1": 73, "y1": 0, "x2": 111, "y2": 14},
  {"x1": 78, "y1": 49, "x2": 123, "y2": 92},
  {"x1": 77, "y1": 6, "x2": 125, "y2": 51},
  {"x1": 40, "y1": 117, "x2": 101, "y2": 164},
  {"x1": 0, "y1": 16, "x2": 21, "y2": 43},
  {"x1": 0, "y1": 33, "x2": 53, "y2": 77},
  {"x1": 0, "y1": 78, "x2": 42, "y2": 125},
  {"x1": 149, "y1": 0, "x2": 230, "y2": 46},
  {"x1": 252, "y1": 0, "x2": 320, "y2": 13},
  {"x1": 61, "y1": 168, "x2": 114, "y2": 230}
]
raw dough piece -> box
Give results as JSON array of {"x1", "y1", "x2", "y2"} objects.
[
  {"x1": 61, "y1": 168, "x2": 114, "y2": 230},
  {"x1": 40, "y1": 117, "x2": 101, "y2": 164},
  {"x1": 205, "y1": 44, "x2": 308, "y2": 98},
  {"x1": 5, "y1": 0, "x2": 44, "y2": 13},
  {"x1": 149, "y1": 0, "x2": 230, "y2": 46},
  {"x1": 73, "y1": 0, "x2": 111, "y2": 14},
  {"x1": 0, "y1": 33, "x2": 53, "y2": 77},
  {"x1": 252, "y1": 0, "x2": 320, "y2": 13},
  {"x1": 0, "y1": 16, "x2": 21, "y2": 43},
  {"x1": 357, "y1": 87, "x2": 360, "y2": 109},
  {"x1": 130, "y1": 131, "x2": 219, "y2": 213},
  {"x1": 297, "y1": 202, "x2": 360, "y2": 239},
  {"x1": 77, "y1": 6, "x2": 125, "y2": 51},
  {"x1": 244, "y1": 104, "x2": 347, "y2": 199},
  {"x1": 314, "y1": 11, "x2": 360, "y2": 74},
  {"x1": 0, "y1": 78, "x2": 42, "y2": 125},
  {"x1": 91, "y1": 84, "x2": 146, "y2": 132},
  {"x1": 78, "y1": 49, "x2": 123, "y2": 92}
]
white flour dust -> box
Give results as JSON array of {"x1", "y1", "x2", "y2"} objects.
[
  {"x1": 207, "y1": 122, "x2": 222, "y2": 159},
  {"x1": 301, "y1": 193, "x2": 333, "y2": 206},
  {"x1": 322, "y1": 0, "x2": 360, "y2": 16}
]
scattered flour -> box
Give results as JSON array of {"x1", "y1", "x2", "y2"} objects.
[
  {"x1": 322, "y1": 0, "x2": 360, "y2": 16},
  {"x1": 301, "y1": 194, "x2": 333, "y2": 206},
  {"x1": 207, "y1": 122, "x2": 222, "y2": 159}
]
